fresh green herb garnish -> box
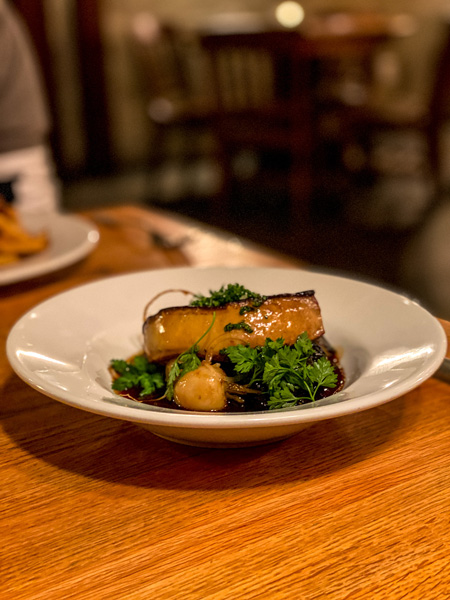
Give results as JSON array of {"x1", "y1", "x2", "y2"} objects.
[
  {"x1": 110, "y1": 355, "x2": 165, "y2": 397},
  {"x1": 165, "y1": 313, "x2": 217, "y2": 400},
  {"x1": 190, "y1": 283, "x2": 266, "y2": 308},
  {"x1": 224, "y1": 321, "x2": 254, "y2": 333},
  {"x1": 239, "y1": 305, "x2": 256, "y2": 315},
  {"x1": 165, "y1": 349, "x2": 201, "y2": 401},
  {"x1": 223, "y1": 332, "x2": 338, "y2": 409}
]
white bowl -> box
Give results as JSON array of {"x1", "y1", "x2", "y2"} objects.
[{"x1": 6, "y1": 267, "x2": 447, "y2": 447}]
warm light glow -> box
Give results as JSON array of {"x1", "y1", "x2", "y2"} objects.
[
  {"x1": 275, "y1": 2, "x2": 305, "y2": 28},
  {"x1": 88, "y1": 230, "x2": 100, "y2": 244}
]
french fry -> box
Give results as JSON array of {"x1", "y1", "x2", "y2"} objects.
[{"x1": 0, "y1": 197, "x2": 48, "y2": 265}]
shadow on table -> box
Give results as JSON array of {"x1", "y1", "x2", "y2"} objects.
[{"x1": 1, "y1": 372, "x2": 412, "y2": 490}]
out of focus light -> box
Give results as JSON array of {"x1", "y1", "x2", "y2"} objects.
[
  {"x1": 88, "y1": 230, "x2": 100, "y2": 244},
  {"x1": 275, "y1": 2, "x2": 305, "y2": 28}
]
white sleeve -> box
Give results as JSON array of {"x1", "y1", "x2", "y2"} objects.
[{"x1": 0, "y1": 144, "x2": 60, "y2": 229}]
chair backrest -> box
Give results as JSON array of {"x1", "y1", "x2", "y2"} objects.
[
  {"x1": 129, "y1": 12, "x2": 213, "y2": 125},
  {"x1": 200, "y1": 31, "x2": 310, "y2": 116},
  {"x1": 129, "y1": 13, "x2": 184, "y2": 98}
]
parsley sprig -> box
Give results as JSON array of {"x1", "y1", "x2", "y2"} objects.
[
  {"x1": 165, "y1": 349, "x2": 201, "y2": 401},
  {"x1": 190, "y1": 283, "x2": 266, "y2": 308},
  {"x1": 165, "y1": 313, "x2": 217, "y2": 400},
  {"x1": 110, "y1": 355, "x2": 165, "y2": 397},
  {"x1": 223, "y1": 332, "x2": 338, "y2": 409}
]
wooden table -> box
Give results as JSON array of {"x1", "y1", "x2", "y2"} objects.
[{"x1": 2, "y1": 205, "x2": 450, "y2": 599}]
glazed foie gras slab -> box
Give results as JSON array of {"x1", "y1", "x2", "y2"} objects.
[{"x1": 143, "y1": 291, "x2": 325, "y2": 362}]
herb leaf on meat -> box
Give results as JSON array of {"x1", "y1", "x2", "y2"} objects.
[{"x1": 190, "y1": 283, "x2": 266, "y2": 308}]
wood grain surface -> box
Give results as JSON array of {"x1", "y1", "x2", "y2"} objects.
[{"x1": 1, "y1": 205, "x2": 449, "y2": 600}]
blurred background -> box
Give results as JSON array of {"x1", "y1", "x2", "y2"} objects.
[{"x1": 12, "y1": 0, "x2": 450, "y2": 319}]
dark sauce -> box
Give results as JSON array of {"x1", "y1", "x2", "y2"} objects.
[{"x1": 112, "y1": 337, "x2": 345, "y2": 413}]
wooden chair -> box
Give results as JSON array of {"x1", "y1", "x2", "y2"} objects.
[
  {"x1": 128, "y1": 13, "x2": 217, "y2": 199},
  {"x1": 343, "y1": 18, "x2": 450, "y2": 192},
  {"x1": 200, "y1": 30, "x2": 322, "y2": 220}
]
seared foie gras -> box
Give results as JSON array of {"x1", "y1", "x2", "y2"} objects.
[{"x1": 143, "y1": 291, "x2": 325, "y2": 362}]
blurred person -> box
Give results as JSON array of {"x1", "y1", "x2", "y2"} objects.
[{"x1": 0, "y1": 0, "x2": 59, "y2": 229}]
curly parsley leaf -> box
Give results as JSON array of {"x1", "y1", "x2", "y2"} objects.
[
  {"x1": 294, "y1": 331, "x2": 315, "y2": 356},
  {"x1": 224, "y1": 344, "x2": 260, "y2": 374},
  {"x1": 267, "y1": 382, "x2": 301, "y2": 409},
  {"x1": 223, "y1": 332, "x2": 338, "y2": 410},
  {"x1": 165, "y1": 349, "x2": 201, "y2": 401},
  {"x1": 190, "y1": 283, "x2": 266, "y2": 308},
  {"x1": 110, "y1": 356, "x2": 165, "y2": 397},
  {"x1": 307, "y1": 356, "x2": 339, "y2": 391}
]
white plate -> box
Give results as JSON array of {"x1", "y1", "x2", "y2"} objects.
[
  {"x1": 0, "y1": 213, "x2": 99, "y2": 285},
  {"x1": 6, "y1": 267, "x2": 447, "y2": 447}
]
